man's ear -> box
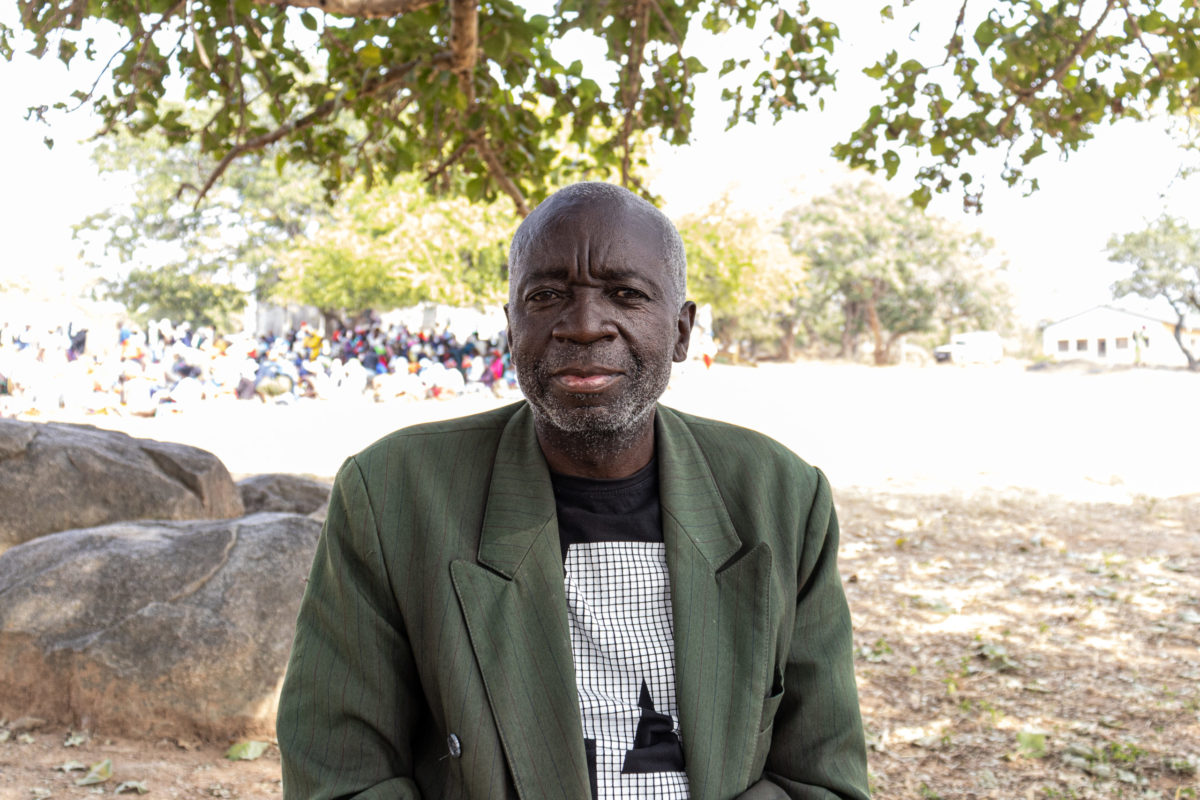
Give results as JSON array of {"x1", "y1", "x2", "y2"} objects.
[
  {"x1": 673, "y1": 301, "x2": 697, "y2": 362},
  {"x1": 503, "y1": 303, "x2": 515, "y2": 363}
]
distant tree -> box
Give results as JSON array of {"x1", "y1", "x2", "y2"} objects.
[
  {"x1": 676, "y1": 197, "x2": 803, "y2": 358},
  {"x1": 1108, "y1": 216, "x2": 1200, "y2": 370},
  {"x1": 11, "y1": 0, "x2": 1200, "y2": 213},
  {"x1": 77, "y1": 126, "x2": 332, "y2": 325},
  {"x1": 102, "y1": 264, "x2": 246, "y2": 329},
  {"x1": 272, "y1": 174, "x2": 517, "y2": 327},
  {"x1": 782, "y1": 182, "x2": 1010, "y2": 365}
]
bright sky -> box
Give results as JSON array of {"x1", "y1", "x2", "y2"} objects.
[{"x1": 2, "y1": 0, "x2": 1198, "y2": 324}]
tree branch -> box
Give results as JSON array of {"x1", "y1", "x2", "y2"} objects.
[
  {"x1": 619, "y1": 0, "x2": 652, "y2": 187},
  {"x1": 471, "y1": 136, "x2": 529, "y2": 217},
  {"x1": 182, "y1": 56, "x2": 434, "y2": 207},
  {"x1": 251, "y1": 0, "x2": 439, "y2": 18},
  {"x1": 424, "y1": 139, "x2": 471, "y2": 184},
  {"x1": 448, "y1": 0, "x2": 479, "y2": 77}
]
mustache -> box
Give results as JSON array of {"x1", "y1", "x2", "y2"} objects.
[{"x1": 530, "y1": 344, "x2": 642, "y2": 376}]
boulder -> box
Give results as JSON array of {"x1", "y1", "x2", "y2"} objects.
[
  {"x1": 0, "y1": 419, "x2": 244, "y2": 552},
  {"x1": 237, "y1": 473, "x2": 332, "y2": 516},
  {"x1": 0, "y1": 513, "x2": 321, "y2": 740}
]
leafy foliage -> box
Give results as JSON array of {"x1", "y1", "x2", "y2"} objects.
[
  {"x1": 676, "y1": 196, "x2": 806, "y2": 358},
  {"x1": 272, "y1": 173, "x2": 517, "y2": 320},
  {"x1": 5, "y1": 0, "x2": 836, "y2": 214},
  {"x1": 77, "y1": 124, "x2": 333, "y2": 324},
  {"x1": 835, "y1": 0, "x2": 1200, "y2": 210},
  {"x1": 7, "y1": 0, "x2": 1200, "y2": 212},
  {"x1": 102, "y1": 263, "x2": 247, "y2": 328},
  {"x1": 1108, "y1": 215, "x2": 1200, "y2": 370},
  {"x1": 781, "y1": 182, "x2": 1011, "y2": 364}
]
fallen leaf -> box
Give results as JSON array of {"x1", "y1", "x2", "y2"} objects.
[
  {"x1": 63, "y1": 731, "x2": 88, "y2": 748},
  {"x1": 225, "y1": 740, "x2": 270, "y2": 760},
  {"x1": 0, "y1": 730, "x2": 9, "y2": 743},
  {"x1": 53, "y1": 761, "x2": 88, "y2": 772},
  {"x1": 29, "y1": 788, "x2": 52, "y2": 800},
  {"x1": 114, "y1": 781, "x2": 149, "y2": 795},
  {"x1": 18, "y1": 733, "x2": 35, "y2": 744},
  {"x1": 74, "y1": 759, "x2": 112, "y2": 786}
]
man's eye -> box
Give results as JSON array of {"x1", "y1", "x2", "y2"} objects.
[
  {"x1": 527, "y1": 290, "x2": 559, "y2": 302},
  {"x1": 613, "y1": 288, "x2": 647, "y2": 300}
]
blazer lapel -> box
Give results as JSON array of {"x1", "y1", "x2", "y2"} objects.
[
  {"x1": 657, "y1": 406, "x2": 775, "y2": 799},
  {"x1": 450, "y1": 404, "x2": 591, "y2": 800}
]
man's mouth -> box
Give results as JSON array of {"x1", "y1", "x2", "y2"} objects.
[{"x1": 551, "y1": 368, "x2": 622, "y2": 393}]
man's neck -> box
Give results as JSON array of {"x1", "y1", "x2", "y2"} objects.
[{"x1": 533, "y1": 412, "x2": 656, "y2": 479}]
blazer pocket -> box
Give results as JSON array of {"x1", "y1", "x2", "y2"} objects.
[{"x1": 758, "y1": 686, "x2": 784, "y2": 734}]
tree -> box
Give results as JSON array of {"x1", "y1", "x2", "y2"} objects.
[
  {"x1": 1108, "y1": 215, "x2": 1200, "y2": 370},
  {"x1": 272, "y1": 173, "x2": 517, "y2": 325},
  {"x1": 10, "y1": 1, "x2": 1198, "y2": 213},
  {"x1": 782, "y1": 182, "x2": 1010, "y2": 365},
  {"x1": 77, "y1": 125, "x2": 333, "y2": 323},
  {"x1": 676, "y1": 196, "x2": 804, "y2": 359},
  {"x1": 102, "y1": 263, "x2": 246, "y2": 328}
]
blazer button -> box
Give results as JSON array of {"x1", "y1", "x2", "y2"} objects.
[{"x1": 447, "y1": 733, "x2": 462, "y2": 758}]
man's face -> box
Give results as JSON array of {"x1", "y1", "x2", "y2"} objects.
[{"x1": 505, "y1": 199, "x2": 694, "y2": 438}]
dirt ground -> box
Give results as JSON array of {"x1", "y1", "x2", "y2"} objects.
[{"x1": 2, "y1": 361, "x2": 1198, "y2": 798}]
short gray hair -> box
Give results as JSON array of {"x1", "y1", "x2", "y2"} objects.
[{"x1": 508, "y1": 182, "x2": 687, "y2": 307}]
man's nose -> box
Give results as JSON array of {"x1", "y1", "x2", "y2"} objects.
[{"x1": 552, "y1": 294, "x2": 617, "y2": 344}]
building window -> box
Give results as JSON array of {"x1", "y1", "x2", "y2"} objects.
[
  {"x1": 1076, "y1": 339, "x2": 1088, "y2": 351},
  {"x1": 1115, "y1": 337, "x2": 1129, "y2": 349},
  {"x1": 1057, "y1": 340, "x2": 1069, "y2": 352}
]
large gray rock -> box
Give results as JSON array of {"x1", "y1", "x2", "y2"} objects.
[
  {"x1": 238, "y1": 473, "x2": 332, "y2": 515},
  {"x1": 0, "y1": 419, "x2": 245, "y2": 552},
  {"x1": 0, "y1": 513, "x2": 321, "y2": 739}
]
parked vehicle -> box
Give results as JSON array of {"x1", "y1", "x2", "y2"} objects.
[{"x1": 934, "y1": 331, "x2": 1004, "y2": 364}]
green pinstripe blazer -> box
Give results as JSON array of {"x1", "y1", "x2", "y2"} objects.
[{"x1": 277, "y1": 401, "x2": 869, "y2": 800}]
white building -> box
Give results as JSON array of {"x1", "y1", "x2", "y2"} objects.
[{"x1": 1041, "y1": 305, "x2": 1200, "y2": 367}]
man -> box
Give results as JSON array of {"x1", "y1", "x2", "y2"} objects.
[{"x1": 277, "y1": 182, "x2": 870, "y2": 799}]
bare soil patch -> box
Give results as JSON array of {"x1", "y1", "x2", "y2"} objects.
[{"x1": 2, "y1": 489, "x2": 1195, "y2": 799}]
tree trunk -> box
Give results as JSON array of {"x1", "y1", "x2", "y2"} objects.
[
  {"x1": 1171, "y1": 314, "x2": 1200, "y2": 371},
  {"x1": 866, "y1": 289, "x2": 886, "y2": 366},
  {"x1": 840, "y1": 300, "x2": 862, "y2": 359},
  {"x1": 780, "y1": 318, "x2": 796, "y2": 361}
]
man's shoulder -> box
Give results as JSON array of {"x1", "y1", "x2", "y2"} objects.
[
  {"x1": 661, "y1": 405, "x2": 818, "y2": 480},
  {"x1": 351, "y1": 401, "x2": 523, "y2": 465}
]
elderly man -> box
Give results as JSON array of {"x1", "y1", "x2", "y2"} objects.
[{"x1": 277, "y1": 182, "x2": 870, "y2": 800}]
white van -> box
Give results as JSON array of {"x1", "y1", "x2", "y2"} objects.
[{"x1": 934, "y1": 331, "x2": 1003, "y2": 364}]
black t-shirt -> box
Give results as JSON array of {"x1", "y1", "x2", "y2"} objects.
[{"x1": 550, "y1": 457, "x2": 662, "y2": 563}]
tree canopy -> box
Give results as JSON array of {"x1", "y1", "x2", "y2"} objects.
[
  {"x1": 272, "y1": 173, "x2": 518, "y2": 324},
  {"x1": 782, "y1": 181, "x2": 1011, "y2": 364},
  {"x1": 8, "y1": 0, "x2": 1200, "y2": 213},
  {"x1": 1108, "y1": 215, "x2": 1200, "y2": 370}
]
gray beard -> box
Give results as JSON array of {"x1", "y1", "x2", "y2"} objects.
[{"x1": 515, "y1": 343, "x2": 672, "y2": 455}]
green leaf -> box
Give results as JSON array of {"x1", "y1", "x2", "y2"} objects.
[
  {"x1": 75, "y1": 758, "x2": 113, "y2": 785},
  {"x1": 225, "y1": 740, "x2": 270, "y2": 761},
  {"x1": 973, "y1": 20, "x2": 998, "y2": 50},
  {"x1": 880, "y1": 5, "x2": 894, "y2": 20},
  {"x1": 357, "y1": 44, "x2": 382, "y2": 68},
  {"x1": 300, "y1": 11, "x2": 317, "y2": 31},
  {"x1": 1016, "y1": 731, "x2": 1048, "y2": 758}
]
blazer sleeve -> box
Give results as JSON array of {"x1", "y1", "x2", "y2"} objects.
[
  {"x1": 277, "y1": 457, "x2": 424, "y2": 800},
  {"x1": 754, "y1": 468, "x2": 871, "y2": 800}
]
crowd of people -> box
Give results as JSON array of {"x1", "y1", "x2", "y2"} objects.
[{"x1": 0, "y1": 316, "x2": 519, "y2": 417}]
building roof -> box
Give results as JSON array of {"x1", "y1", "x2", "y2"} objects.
[{"x1": 1047, "y1": 304, "x2": 1200, "y2": 332}]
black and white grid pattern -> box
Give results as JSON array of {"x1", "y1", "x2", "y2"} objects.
[{"x1": 564, "y1": 541, "x2": 690, "y2": 800}]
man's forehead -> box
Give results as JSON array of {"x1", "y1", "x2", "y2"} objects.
[{"x1": 517, "y1": 200, "x2": 666, "y2": 257}]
